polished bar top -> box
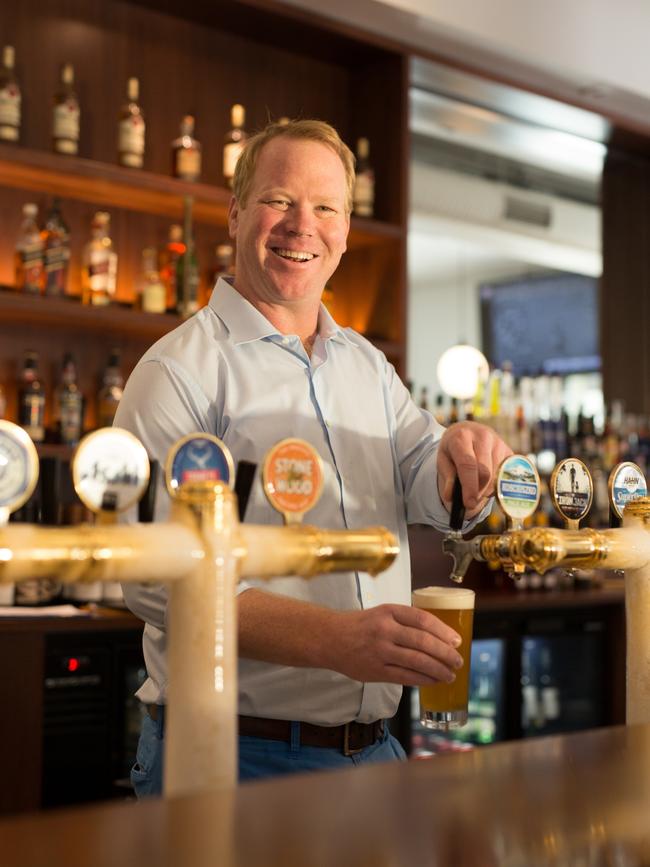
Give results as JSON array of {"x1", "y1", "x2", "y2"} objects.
[{"x1": 3, "y1": 723, "x2": 650, "y2": 866}]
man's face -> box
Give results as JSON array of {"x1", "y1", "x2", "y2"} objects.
[{"x1": 228, "y1": 136, "x2": 350, "y2": 312}]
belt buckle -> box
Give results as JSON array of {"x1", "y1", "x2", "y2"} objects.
[{"x1": 343, "y1": 722, "x2": 363, "y2": 757}]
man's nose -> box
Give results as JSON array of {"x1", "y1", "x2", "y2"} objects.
[{"x1": 285, "y1": 204, "x2": 315, "y2": 237}]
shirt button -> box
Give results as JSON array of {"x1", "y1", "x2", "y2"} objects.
[{"x1": 282, "y1": 337, "x2": 290, "y2": 345}]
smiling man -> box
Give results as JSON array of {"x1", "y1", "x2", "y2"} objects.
[{"x1": 116, "y1": 119, "x2": 511, "y2": 795}]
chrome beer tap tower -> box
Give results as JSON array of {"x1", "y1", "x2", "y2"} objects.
[
  {"x1": 443, "y1": 453, "x2": 650, "y2": 726},
  {"x1": 0, "y1": 421, "x2": 398, "y2": 798}
]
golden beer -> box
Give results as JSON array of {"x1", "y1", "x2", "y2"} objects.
[{"x1": 412, "y1": 586, "x2": 475, "y2": 729}]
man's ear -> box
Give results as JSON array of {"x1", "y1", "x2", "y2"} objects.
[{"x1": 227, "y1": 196, "x2": 239, "y2": 240}]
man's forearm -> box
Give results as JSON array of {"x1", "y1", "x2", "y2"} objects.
[{"x1": 238, "y1": 588, "x2": 341, "y2": 669}]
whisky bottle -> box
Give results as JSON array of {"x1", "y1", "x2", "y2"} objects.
[
  {"x1": 56, "y1": 352, "x2": 84, "y2": 445},
  {"x1": 82, "y1": 211, "x2": 117, "y2": 305},
  {"x1": 202, "y1": 242, "x2": 233, "y2": 306},
  {"x1": 139, "y1": 247, "x2": 166, "y2": 314},
  {"x1": 43, "y1": 198, "x2": 70, "y2": 296},
  {"x1": 176, "y1": 197, "x2": 200, "y2": 318},
  {"x1": 0, "y1": 45, "x2": 21, "y2": 143},
  {"x1": 53, "y1": 62, "x2": 80, "y2": 155},
  {"x1": 18, "y1": 350, "x2": 46, "y2": 443},
  {"x1": 172, "y1": 115, "x2": 201, "y2": 182},
  {"x1": 159, "y1": 223, "x2": 185, "y2": 313},
  {"x1": 352, "y1": 137, "x2": 375, "y2": 218},
  {"x1": 118, "y1": 77, "x2": 145, "y2": 169},
  {"x1": 97, "y1": 349, "x2": 124, "y2": 428},
  {"x1": 223, "y1": 103, "x2": 247, "y2": 187},
  {"x1": 15, "y1": 202, "x2": 44, "y2": 294}
]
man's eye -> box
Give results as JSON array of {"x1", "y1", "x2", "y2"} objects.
[
  {"x1": 317, "y1": 205, "x2": 335, "y2": 213},
  {"x1": 265, "y1": 199, "x2": 290, "y2": 210}
]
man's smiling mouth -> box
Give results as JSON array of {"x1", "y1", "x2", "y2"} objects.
[{"x1": 272, "y1": 248, "x2": 317, "y2": 262}]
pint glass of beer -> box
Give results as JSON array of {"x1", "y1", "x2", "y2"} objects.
[{"x1": 412, "y1": 586, "x2": 475, "y2": 729}]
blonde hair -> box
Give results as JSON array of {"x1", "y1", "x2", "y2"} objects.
[{"x1": 232, "y1": 119, "x2": 355, "y2": 214}]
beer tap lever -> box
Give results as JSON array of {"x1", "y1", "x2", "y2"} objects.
[{"x1": 442, "y1": 477, "x2": 472, "y2": 584}]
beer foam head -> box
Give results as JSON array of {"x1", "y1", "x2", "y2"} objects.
[{"x1": 412, "y1": 586, "x2": 475, "y2": 610}]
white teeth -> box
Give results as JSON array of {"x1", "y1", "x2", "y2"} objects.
[{"x1": 274, "y1": 248, "x2": 315, "y2": 261}]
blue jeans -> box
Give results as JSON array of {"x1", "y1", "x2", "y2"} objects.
[{"x1": 131, "y1": 709, "x2": 406, "y2": 798}]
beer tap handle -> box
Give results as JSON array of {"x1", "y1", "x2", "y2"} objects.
[
  {"x1": 138, "y1": 459, "x2": 160, "y2": 523},
  {"x1": 450, "y1": 475, "x2": 465, "y2": 533},
  {"x1": 235, "y1": 460, "x2": 257, "y2": 522}
]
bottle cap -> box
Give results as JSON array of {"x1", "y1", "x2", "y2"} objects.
[
  {"x1": 3, "y1": 46, "x2": 15, "y2": 69},
  {"x1": 181, "y1": 115, "x2": 195, "y2": 133},
  {"x1": 549, "y1": 458, "x2": 593, "y2": 527},
  {"x1": 61, "y1": 62, "x2": 74, "y2": 85},
  {"x1": 165, "y1": 433, "x2": 234, "y2": 496},
  {"x1": 169, "y1": 224, "x2": 183, "y2": 242},
  {"x1": 23, "y1": 203, "x2": 38, "y2": 217},
  {"x1": 0, "y1": 420, "x2": 40, "y2": 524},
  {"x1": 608, "y1": 461, "x2": 648, "y2": 520},
  {"x1": 231, "y1": 104, "x2": 245, "y2": 128},
  {"x1": 495, "y1": 454, "x2": 541, "y2": 522},
  {"x1": 263, "y1": 438, "x2": 324, "y2": 524},
  {"x1": 72, "y1": 428, "x2": 150, "y2": 514},
  {"x1": 357, "y1": 137, "x2": 369, "y2": 158},
  {"x1": 127, "y1": 77, "x2": 139, "y2": 101}
]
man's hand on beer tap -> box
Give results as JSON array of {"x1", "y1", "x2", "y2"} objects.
[{"x1": 437, "y1": 421, "x2": 512, "y2": 518}]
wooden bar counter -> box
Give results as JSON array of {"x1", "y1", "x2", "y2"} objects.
[{"x1": 2, "y1": 723, "x2": 650, "y2": 866}]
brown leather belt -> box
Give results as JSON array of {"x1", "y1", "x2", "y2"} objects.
[
  {"x1": 146, "y1": 706, "x2": 384, "y2": 756},
  {"x1": 238, "y1": 715, "x2": 385, "y2": 756}
]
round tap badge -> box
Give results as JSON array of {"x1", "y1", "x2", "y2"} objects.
[
  {"x1": 73, "y1": 428, "x2": 150, "y2": 514},
  {"x1": 165, "y1": 433, "x2": 234, "y2": 496},
  {"x1": 0, "y1": 420, "x2": 39, "y2": 515},
  {"x1": 550, "y1": 458, "x2": 593, "y2": 524},
  {"x1": 263, "y1": 438, "x2": 324, "y2": 522},
  {"x1": 496, "y1": 454, "x2": 541, "y2": 521},
  {"x1": 609, "y1": 461, "x2": 648, "y2": 520}
]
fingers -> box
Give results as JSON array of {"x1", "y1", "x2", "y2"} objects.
[
  {"x1": 438, "y1": 421, "x2": 513, "y2": 510},
  {"x1": 392, "y1": 603, "x2": 461, "y2": 648}
]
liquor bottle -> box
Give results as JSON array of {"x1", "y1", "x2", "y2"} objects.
[
  {"x1": 52, "y1": 62, "x2": 80, "y2": 155},
  {"x1": 0, "y1": 45, "x2": 21, "y2": 143},
  {"x1": 0, "y1": 382, "x2": 6, "y2": 419},
  {"x1": 176, "y1": 197, "x2": 200, "y2": 318},
  {"x1": 352, "y1": 137, "x2": 375, "y2": 218},
  {"x1": 139, "y1": 247, "x2": 166, "y2": 314},
  {"x1": 160, "y1": 223, "x2": 185, "y2": 313},
  {"x1": 223, "y1": 103, "x2": 247, "y2": 187},
  {"x1": 15, "y1": 202, "x2": 44, "y2": 294},
  {"x1": 207, "y1": 242, "x2": 233, "y2": 296},
  {"x1": 82, "y1": 211, "x2": 117, "y2": 305},
  {"x1": 56, "y1": 352, "x2": 84, "y2": 445},
  {"x1": 18, "y1": 350, "x2": 46, "y2": 443},
  {"x1": 418, "y1": 386, "x2": 429, "y2": 412},
  {"x1": 172, "y1": 115, "x2": 201, "y2": 182},
  {"x1": 43, "y1": 198, "x2": 70, "y2": 296},
  {"x1": 97, "y1": 348, "x2": 124, "y2": 428},
  {"x1": 117, "y1": 77, "x2": 145, "y2": 169}
]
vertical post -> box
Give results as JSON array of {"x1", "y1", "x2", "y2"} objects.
[
  {"x1": 164, "y1": 482, "x2": 239, "y2": 797},
  {"x1": 623, "y1": 501, "x2": 650, "y2": 725}
]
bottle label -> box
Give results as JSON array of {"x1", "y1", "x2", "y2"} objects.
[
  {"x1": 223, "y1": 141, "x2": 244, "y2": 182},
  {"x1": 44, "y1": 243, "x2": 70, "y2": 295},
  {"x1": 118, "y1": 116, "x2": 145, "y2": 166},
  {"x1": 353, "y1": 171, "x2": 375, "y2": 217},
  {"x1": 0, "y1": 85, "x2": 20, "y2": 137},
  {"x1": 142, "y1": 281, "x2": 167, "y2": 314},
  {"x1": 177, "y1": 147, "x2": 201, "y2": 180},
  {"x1": 496, "y1": 455, "x2": 540, "y2": 520},
  {"x1": 53, "y1": 101, "x2": 80, "y2": 149},
  {"x1": 60, "y1": 392, "x2": 83, "y2": 444},
  {"x1": 20, "y1": 394, "x2": 45, "y2": 442},
  {"x1": 19, "y1": 244, "x2": 45, "y2": 291}
]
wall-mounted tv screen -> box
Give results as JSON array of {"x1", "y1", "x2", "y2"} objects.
[{"x1": 480, "y1": 272, "x2": 600, "y2": 377}]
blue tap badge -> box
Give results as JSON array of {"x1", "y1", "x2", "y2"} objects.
[
  {"x1": 610, "y1": 462, "x2": 648, "y2": 520},
  {"x1": 0, "y1": 420, "x2": 39, "y2": 513},
  {"x1": 166, "y1": 433, "x2": 234, "y2": 496},
  {"x1": 496, "y1": 454, "x2": 541, "y2": 521}
]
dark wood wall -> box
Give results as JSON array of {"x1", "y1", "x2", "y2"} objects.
[{"x1": 601, "y1": 149, "x2": 650, "y2": 413}]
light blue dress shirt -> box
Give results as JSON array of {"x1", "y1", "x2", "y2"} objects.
[{"x1": 117, "y1": 278, "x2": 478, "y2": 725}]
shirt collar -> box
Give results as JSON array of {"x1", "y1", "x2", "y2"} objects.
[{"x1": 208, "y1": 277, "x2": 358, "y2": 347}]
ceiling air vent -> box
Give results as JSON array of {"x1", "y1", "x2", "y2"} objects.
[{"x1": 503, "y1": 195, "x2": 552, "y2": 228}]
